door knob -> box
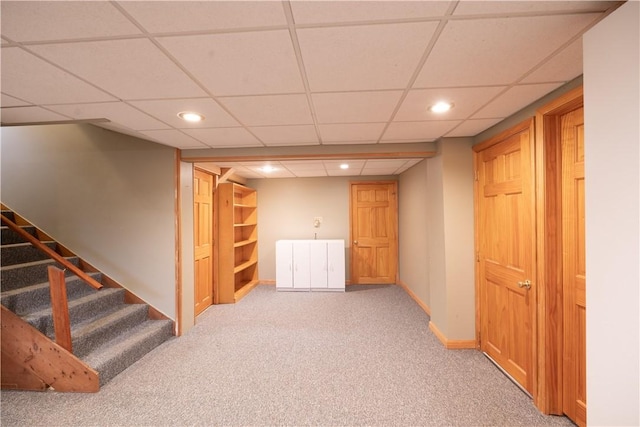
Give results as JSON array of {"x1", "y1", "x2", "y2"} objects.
[
  {"x1": 353, "y1": 240, "x2": 358, "y2": 245},
  {"x1": 517, "y1": 280, "x2": 531, "y2": 290}
]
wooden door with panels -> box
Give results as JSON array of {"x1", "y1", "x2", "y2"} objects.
[
  {"x1": 474, "y1": 119, "x2": 536, "y2": 395},
  {"x1": 535, "y1": 87, "x2": 585, "y2": 423},
  {"x1": 350, "y1": 181, "x2": 398, "y2": 284},
  {"x1": 561, "y1": 106, "x2": 586, "y2": 427},
  {"x1": 193, "y1": 168, "x2": 214, "y2": 316}
]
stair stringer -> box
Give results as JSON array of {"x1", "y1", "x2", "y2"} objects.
[{"x1": 1, "y1": 306, "x2": 99, "y2": 392}]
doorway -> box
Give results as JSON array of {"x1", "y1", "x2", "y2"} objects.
[
  {"x1": 193, "y1": 168, "x2": 214, "y2": 316},
  {"x1": 473, "y1": 87, "x2": 586, "y2": 420},
  {"x1": 536, "y1": 87, "x2": 586, "y2": 425},
  {"x1": 349, "y1": 181, "x2": 398, "y2": 284},
  {"x1": 473, "y1": 118, "x2": 537, "y2": 395}
]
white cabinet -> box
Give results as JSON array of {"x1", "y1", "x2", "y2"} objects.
[{"x1": 276, "y1": 240, "x2": 345, "y2": 292}]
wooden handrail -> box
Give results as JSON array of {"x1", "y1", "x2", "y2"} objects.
[{"x1": 0, "y1": 214, "x2": 102, "y2": 290}]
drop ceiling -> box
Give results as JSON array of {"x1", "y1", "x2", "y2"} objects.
[{"x1": 0, "y1": 1, "x2": 620, "y2": 178}]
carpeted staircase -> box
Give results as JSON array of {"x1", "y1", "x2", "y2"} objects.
[{"x1": 1, "y1": 209, "x2": 174, "y2": 389}]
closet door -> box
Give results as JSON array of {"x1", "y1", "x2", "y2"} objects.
[
  {"x1": 309, "y1": 241, "x2": 327, "y2": 289},
  {"x1": 292, "y1": 241, "x2": 310, "y2": 290},
  {"x1": 327, "y1": 240, "x2": 345, "y2": 290},
  {"x1": 276, "y1": 240, "x2": 293, "y2": 289}
]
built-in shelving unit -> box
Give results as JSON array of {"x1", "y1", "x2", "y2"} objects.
[{"x1": 217, "y1": 183, "x2": 259, "y2": 303}]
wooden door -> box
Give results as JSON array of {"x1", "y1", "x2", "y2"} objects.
[
  {"x1": 194, "y1": 169, "x2": 213, "y2": 316},
  {"x1": 350, "y1": 182, "x2": 398, "y2": 284},
  {"x1": 561, "y1": 107, "x2": 586, "y2": 426},
  {"x1": 475, "y1": 120, "x2": 536, "y2": 394}
]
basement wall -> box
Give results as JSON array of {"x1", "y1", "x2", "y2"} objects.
[
  {"x1": 247, "y1": 175, "x2": 397, "y2": 282},
  {"x1": 0, "y1": 123, "x2": 179, "y2": 320}
]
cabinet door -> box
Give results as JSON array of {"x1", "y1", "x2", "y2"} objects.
[
  {"x1": 292, "y1": 241, "x2": 310, "y2": 289},
  {"x1": 309, "y1": 241, "x2": 328, "y2": 289},
  {"x1": 327, "y1": 240, "x2": 345, "y2": 290},
  {"x1": 275, "y1": 241, "x2": 293, "y2": 289}
]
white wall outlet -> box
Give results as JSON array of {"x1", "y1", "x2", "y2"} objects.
[{"x1": 313, "y1": 217, "x2": 323, "y2": 228}]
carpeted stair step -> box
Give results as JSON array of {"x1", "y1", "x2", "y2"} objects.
[
  {"x1": 1, "y1": 225, "x2": 37, "y2": 245},
  {"x1": 1, "y1": 257, "x2": 80, "y2": 292},
  {"x1": 0, "y1": 272, "x2": 102, "y2": 316},
  {"x1": 71, "y1": 304, "x2": 150, "y2": 360},
  {"x1": 83, "y1": 319, "x2": 174, "y2": 386},
  {"x1": 23, "y1": 287, "x2": 125, "y2": 337},
  {"x1": 1, "y1": 241, "x2": 58, "y2": 266}
]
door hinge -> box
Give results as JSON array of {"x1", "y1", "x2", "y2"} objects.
[
  {"x1": 476, "y1": 251, "x2": 480, "y2": 262},
  {"x1": 474, "y1": 170, "x2": 479, "y2": 181}
]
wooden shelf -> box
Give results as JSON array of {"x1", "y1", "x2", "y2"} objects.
[
  {"x1": 217, "y1": 183, "x2": 259, "y2": 304},
  {"x1": 234, "y1": 239, "x2": 257, "y2": 248}
]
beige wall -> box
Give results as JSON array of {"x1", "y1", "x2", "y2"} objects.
[
  {"x1": 246, "y1": 176, "x2": 397, "y2": 281},
  {"x1": 583, "y1": 2, "x2": 639, "y2": 424},
  {"x1": 398, "y1": 159, "x2": 430, "y2": 307},
  {"x1": 419, "y1": 138, "x2": 476, "y2": 341},
  {"x1": 441, "y1": 138, "x2": 475, "y2": 340},
  {"x1": 0, "y1": 124, "x2": 179, "y2": 320},
  {"x1": 179, "y1": 161, "x2": 195, "y2": 333}
]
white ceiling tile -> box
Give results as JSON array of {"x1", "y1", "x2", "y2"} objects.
[
  {"x1": 522, "y1": 39, "x2": 583, "y2": 84},
  {"x1": 324, "y1": 160, "x2": 366, "y2": 170},
  {"x1": 291, "y1": 170, "x2": 328, "y2": 178},
  {"x1": 312, "y1": 91, "x2": 403, "y2": 124},
  {"x1": 382, "y1": 120, "x2": 460, "y2": 142},
  {"x1": 415, "y1": 14, "x2": 600, "y2": 87},
  {"x1": 327, "y1": 168, "x2": 361, "y2": 176},
  {"x1": 366, "y1": 159, "x2": 412, "y2": 168},
  {"x1": 1, "y1": 93, "x2": 31, "y2": 107},
  {"x1": 319, "y1": 123, "x2": 386, "y2": 143},
  {"x1": 183, "y1": 127, "x2": 263, "y2": 148},
  {"x1": 1, "y1": 106, "x2": 68, "y2": 123},
  {"x1": 47, "y1": 102, "x2": 169, "y2": 131},
  {"x1": 129, "y1": 98, "x2": 240, "y2": 128},
  {"x1": 247, "y1": 165, "x2": 295, "y2": 178},
  {"x1": 298, "y1": 22, "x2": 438, "y2": 92},
  {"x1": 118, "y1": 1, "x2": 286, "y2": 33},
  {"x1": 446, "y1": 118, "x2": 503, "y2": 137},
  {"x1": 291, "y1": 1, "x2": 450, "y2": 24},
  {"x1": 282, "y1": 161, "x2": 326, "y2": 175},
  {"x1": 158, "y1": 31, "x2": 304, "y2": 96},
  {"x1": 361, "y1": 167, "x2": 400, "y2": 175},
  {"x1": 140, "y1": 129, "x2": 207, "y2": 149},
  {"x1": 1, "y1": 48, "x2": 115, "y2": 104},
  {"x1": 0, "y1": 2, "x2": 141, "y2": 42},
  {"x1": 29, "y1": 39, "x2": 206, "y2": 99},
  {"x1": 454, "y1": 1, "x2": 614, "y2": 16},
  {"x1": 219, "y1": 95, "x2": 313, "y2": 126},
  {"x1": 473, "y1": 83, "x2": 563, "y2": 118},
  {"x1": 395, "y1": 87, "x2": 505, "y2": 121},
  {"x1": 250, "y1": 125, "x2": 319, "y2": 146}
]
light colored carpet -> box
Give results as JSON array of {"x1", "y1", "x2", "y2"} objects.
[{"x1": 1, "y1": 285, "x2": 573, "y2": 426}]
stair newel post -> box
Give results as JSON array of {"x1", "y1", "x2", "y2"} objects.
[{"x1": 48, "y1": 266, "x2": 73, "y2": 353}]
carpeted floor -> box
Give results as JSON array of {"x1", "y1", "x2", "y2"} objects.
[{"x1": 1, "y1": 285, "x2": 574, "y2": 426}]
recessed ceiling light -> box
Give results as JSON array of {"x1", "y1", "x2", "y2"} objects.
[
  {"x1": 340, "y1": 164, "x2": 349, "y2": 170},
  {"x1": 261, "y1": 165, "x2": 276, "y2": 173},
  {"x1": 177, "y1": 111, "x2": 205, "y2": 122},
  {"x1": 429, "y1": 101, "x2": 454, "y2": 114}
]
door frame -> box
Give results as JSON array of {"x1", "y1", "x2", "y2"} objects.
[
  {"x1": 534, "y1": 86, "x2": 584, "y2": 414},
  {"x1": 349, "y1": 180, "x2": 399, "y2": 285}
]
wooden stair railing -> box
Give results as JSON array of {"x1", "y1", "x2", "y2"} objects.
[
  {"x1": 48, "y1": 266, "x2": 73, "y2": 353},
  {"x1": 0, "y1": 214, "x2": 102, "y2": 290}
]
